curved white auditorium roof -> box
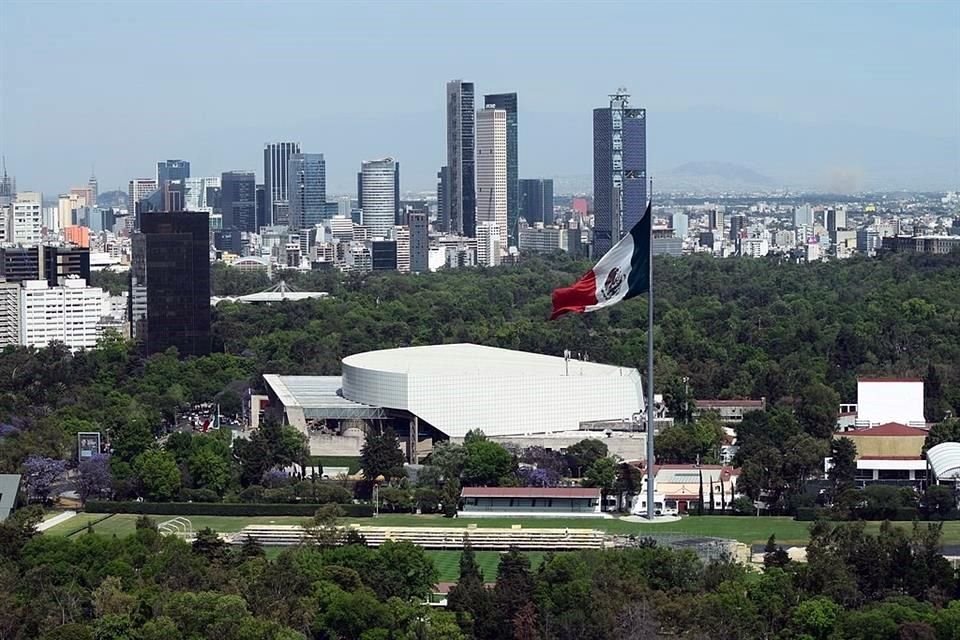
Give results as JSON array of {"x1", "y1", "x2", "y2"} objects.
[
  {"x1": 341, "y1": 344, "x2": 644, "y2": 439},
  {"x1": 342, "y1": 344, "x2": 632, "y2": 378},
  {"x1": 927, "y1": 442, "x2": 960, "y2": 481}
]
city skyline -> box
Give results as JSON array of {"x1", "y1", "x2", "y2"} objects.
[{"x1": 0, "y1": 1, "x2": 958, "y2": 196}]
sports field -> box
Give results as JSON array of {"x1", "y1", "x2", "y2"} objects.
[{"x1": 42, "y1": 512, "x2": 960, "y2": 545}]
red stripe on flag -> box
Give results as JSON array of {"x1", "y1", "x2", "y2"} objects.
[{"x1": 550, "y1": 269, "x2": 598, "y2": 319}]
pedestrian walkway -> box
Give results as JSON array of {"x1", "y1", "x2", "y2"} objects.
[{"x1": 36, "y1": 510, "x2": 77, "y2": 532}]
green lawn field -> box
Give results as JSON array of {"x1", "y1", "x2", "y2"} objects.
[{"x1": 43, "y1": 512, "x2": 960, "y2": 546}]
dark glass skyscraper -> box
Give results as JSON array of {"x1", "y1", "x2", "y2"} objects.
[
  {"x1": 157, "y1": 159, "x2": 190, "y2": 184},
  {"x1": 287, "y1": 153, "x2": 326, "y2": 230},
  {"x1": 220, "y1": 171, "x2": 257, "y2": 232},
  {"x1": 593, "y1": 90, "x2": 646, "y2": 256},
  {"x1": 436, "y1": 166, "x2": 451, "y2": 232},
  {"x1": 130, "y1": 212, "x2": 210, "y2": 357},
  {"x1": 446, "y1": 80, "x2": 475, "y2": 237},
  {"x1": 263, "y1": 141, "x2": 301, "y2": 226},
  {"x1": 519, "y1": 178, "x2": 554, "y2": 225},
  {"x1": 484, "y1": 92, "x2": 518, "y2": 243}
]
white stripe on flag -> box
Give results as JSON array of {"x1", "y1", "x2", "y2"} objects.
[{"x1": 584, "y1": 231, "x2": 636, "y2": 313}]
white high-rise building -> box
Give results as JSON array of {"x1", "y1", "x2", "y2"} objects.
[
  {"x1": 128, "y1": 178, "x2": 157, "y2": 227},
  {"x1": 476, "y1": 107, "x2": 508, "y2": 251},
  {"x1": 11, "y1": 192, "x2": 43, "y2": 245},
  {"x1": 476, "y1": 220, "x2": 502, "y2": 267},
  {"x1": 359, "y1": 158, "x2": 397, "y2": 239},
  {"x1": 329, "y1": 215, "x2": 355, "y2": 243},
  {"x1": 184, "y1": 176, "x2": 221, "y2": 211},
  {"x1": 19, "y1": 277, "x2": 105, "y2": 351},
  {"x1": 394, "y1": 225, "x2": 411, "y2": 273},
  {"x1": 0, "y1": 280, "x2": 20, "y2": 347}
]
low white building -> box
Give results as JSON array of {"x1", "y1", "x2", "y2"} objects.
[{"x1": 19, "y1": 277, "x2": 105, "y2": 351}]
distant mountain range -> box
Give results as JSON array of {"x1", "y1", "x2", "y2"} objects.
[{"x1": 665, "y1": 161, "x2": 777, "y2": 190}]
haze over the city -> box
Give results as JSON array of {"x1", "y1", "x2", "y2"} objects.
[{"x1": 1, "y1": 0, "x2": 958, "y2": 195}]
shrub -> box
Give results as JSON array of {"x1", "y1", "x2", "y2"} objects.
[
  {"x1": 84, "y1": 501, "x2": 375, "y2": 517},
  {"x1": 795, "y1": 507, "x2": 818, "y2": 522}
]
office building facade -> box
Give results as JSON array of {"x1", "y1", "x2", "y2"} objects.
[
  {"x1": 157, "y1": 159, "x2": 190, "y2": 185},
  {"x1": 20, "y1": 278, "x2": 104, "y2": 351},
  {"x1": 359, "y1": 158, "x2": 397, "y2": 239},
  {"x1": 446, "y1": 80, "x2": 476, "y2": 236},
  {"x1": 130, "y1": 212, "x2": 211, "y2": 357},
  {"x1": 672, "y1": 213, "x2": 689, "y2": 238},
  {"x1": 0, "y1": 280, "x2": 20, "y2": 347},
  {"x1": 519, "y1": 178, "x2": 554, "y2": 226},
  {"x1": 287, "y1": 153, "x2": 326, "y2": 231},
  {"x1": 476, "y1": 107, "x2": 508, "y2": 250},
  {"x1": 476, "y1": 221, "x2": 502, "y2": 267},
  {"x1": 409, "y1": 211, "x2": 429, "y2": 273},
  {"x1": 220, "y1": 171, "x2": 257, "y2": 232},
  {"x1": 0, "y1": 245, "x2": 90, "y2": 286},
  {"x1": 484, "y1": 92, "x2": 518, "y2": 243},
  {"x1": 593, "y1": 90, "x2": 646, "y2": 256},
  {"x1": 436, "y1": 166, "x2": 451, "y2": 232},
  {"x1": 11, "y1": 193, "x2": 43, "y2": 244},
  {"x1": 128, "y1": 178, "x2": 157, "y2": 230},
  {"x1": 263, "y1": 141, "x2": 301, "y2": 226}
]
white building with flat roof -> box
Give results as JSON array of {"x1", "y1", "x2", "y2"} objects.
[
  {"x1": 855, "y1": 378, "x2": 925, "y2": 427},
  {"x1": 20, "y1": 278, "x2": 105, "y2": 351},
  {"x1": 11, "y1": 192, "x2": 42, "y2": 245}
]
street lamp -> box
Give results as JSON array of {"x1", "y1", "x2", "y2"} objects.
[{"x1": 374, "y1": 474, "x2": 385, "y2": 517}]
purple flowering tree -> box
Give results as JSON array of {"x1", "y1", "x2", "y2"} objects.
[
  {"x1": 78, "y1": 454, "x2": 113, "y2": 502},
  {"x1": 518, "y1": 466, "x2": 561, "y2": 488},
  {"x1": 21, "y1": 455, "x2": 67, "y2": 502}
]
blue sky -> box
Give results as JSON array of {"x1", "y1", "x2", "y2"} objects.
[{"x1": 1, "y1": 0, "x2": 958, "y2": 195}]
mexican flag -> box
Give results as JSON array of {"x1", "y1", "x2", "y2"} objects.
[{"x1": 551, "y1": 202, "x2": 651, "y2": 319}]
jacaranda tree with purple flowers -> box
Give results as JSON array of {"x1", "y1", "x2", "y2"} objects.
[
  {"x1": 77, "y1": 454, "x2": 113, "y2": 502},
  {"x1": 21, "y1": 455, "x2": 67, "y2": 502}
]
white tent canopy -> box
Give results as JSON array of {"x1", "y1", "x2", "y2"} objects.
[{"x1": 927, "y1": 442, "x2": 960, "y2": 482}]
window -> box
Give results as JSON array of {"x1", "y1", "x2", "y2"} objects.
[{"x1": 877, "y1": 469, "x2": 910, "y2": 481}]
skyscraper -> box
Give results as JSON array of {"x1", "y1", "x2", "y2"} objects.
[
  {"x1": 0, "y1": 158, "x2": 14, "y2": 207},
  {"x1": 409, "y1": 211, "x2": 429, "y2": 273},
  {"x1": 263, "y1": 142, "x2": 301, "y2": 226},
  {"x1": 476, "y1": 107, "x2": 508, "y2": 250},
  {"x1": 157, "y1": 159, "x2": 190, "y2": 184},
  {"x1": 87, "y1": 171, "x2": 98, "y2": 208},
  {"x1": 446, "y1": 80, "x2": 476, "y2": 237},
  {"x1": 436, "y1": 166, "x2": 451, "y2": 232},
  {"x1": 9, "y1": 193, "x2": 42, "y2": 245},
  {"x1": 359, "y1": 158, "x2": 397, "y2": 239},
  {"x1": 593, "y1": 89, "x2": 646, "y2": 256},
  {"x1": 519, "y1": 178, "x2": 554, "y2": 226},
  {"x1": 130, "y1": 211, "x2": 210, "y2": 357},
  {"x1": 220, "y1": 171, "x2": 257, "y2": 232},
  {"x1": 476, "y1": 221, "x2": 502, "y2": 267},
  {"x1": 255, "y1": 184, "x2": 266, "y2": 227},
  {"x1": 128, "y1": 178, "x2": 157, "y2": 229},
  {"x1": 484, "y1": 92, "x2": 518, "y2": 243},
  {"x1": 287, "y1": 153, "x2": 326, "y2": 231}
]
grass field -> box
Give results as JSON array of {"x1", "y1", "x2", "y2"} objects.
[
  {"x1": 42, "y1": 512, "x2": 960, "y2": 546},
  {"x1": 427, "y1": 550, "x2": 546, "y2": 582}
]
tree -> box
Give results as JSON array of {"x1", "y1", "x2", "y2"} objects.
[
  {"x1": 790, "y1": 597, "x2": 843, "y2": 640},
  {"x1": 77, "y1": 454, "x2": 112, "y2": 502},
  {"x1": 187, "y1": 439, "x2": 232, "y2": 496},
  {"x1": 133, "y1": 449, "x2": 181, "y2": 501},
  {"x1": 192, "y1": 527, "x2": 229, "y2": 563},
  {"x1": 797, "y1": 383, "x2": 840, "y2": 439},
  {"x1": 234, "y1": 422, "x2": 308, "y2": 486},
  {"x1": 565, "y1": 439, "x2": 608, "y2": 477},
  {"x1": 493, "y1": 548, "x2": 535, "y2": 640},
  {"x1": 829, "y1": 437, "x2": 857, "y2": 499},
  {"x1": 763, "y1": 534, "x2": 790, "y2": 569},
  {"x1": 463, "y1": 438, "x2": 514, "y2": 486},
  {"x1": 447, "y1": 537, "x2": 494, "y2": 639},
  {"x1": 923, "y1": 418, "x2": 960, "y2": 453},
  {"x1": 20, "y1": 455, "x2": 67, "y2": 502},
  {"x1": 584, "y1": 457, "x2": 617, "y2": 506},
  {"x1": 923, "y1": 485, "x2": 955, "y2": 519},
  {"x1": 708, "y1": 482, "x2": 715, "y2": 515},
  {"x1": 360, "y1": 426, "x2": 406, "y2": 482},
  {"x1": 441, "y1": 478, "x2": 461, "y2": 517}
]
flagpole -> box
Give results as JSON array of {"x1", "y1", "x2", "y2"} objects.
[{"x1": 646, "y1": 176, "x2": 656, "y2": 520}]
